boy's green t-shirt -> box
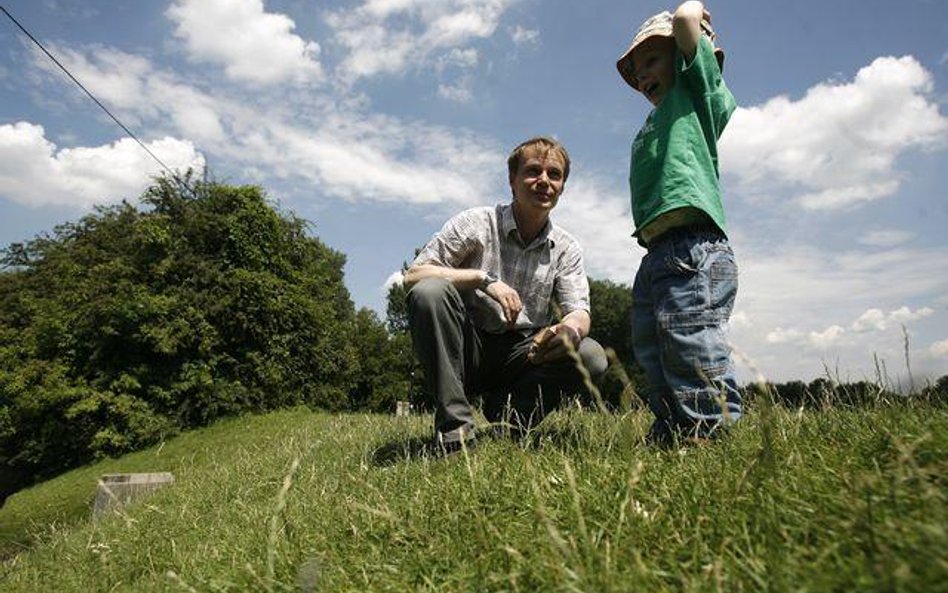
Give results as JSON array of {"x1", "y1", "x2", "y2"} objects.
[{"x1": 629, "y1": 35, "x2": 736, "y2": 237}]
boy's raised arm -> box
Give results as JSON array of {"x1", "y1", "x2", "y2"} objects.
[{"x1": 672, "y1": 1, "x2": 708, "y2": 62}]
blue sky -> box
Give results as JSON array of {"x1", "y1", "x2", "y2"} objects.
[{"x1": 1, "y1": 0, "x2": 947, "y2": 385}]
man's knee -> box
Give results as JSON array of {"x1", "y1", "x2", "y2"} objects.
[
  {"x1": 578, "y1": 338, "x2": 608, "y2": 380},
  {"x1": 407, "y1": 277, "x2": 456, "y2": 315}
]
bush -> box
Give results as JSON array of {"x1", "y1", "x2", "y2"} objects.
[{"x1": 0, "y1": 177, "x2": 369, "y2": 501}]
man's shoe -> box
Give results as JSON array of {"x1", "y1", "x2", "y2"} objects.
[
  {"x1": 435, "y1": 436, "x2": 477, "y2": 457},
  {"x1": 489, "y1": 423, "x2": 526, "y2": 442},
  {"x1": 433, "y1": 425, "x2": 477, "y2": 457}
]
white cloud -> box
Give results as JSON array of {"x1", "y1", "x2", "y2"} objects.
[
  {"x1": 851, "y1": 308, "x2": 887, "y2": 332},
  {"x1": 859, "y1": 229, "x2": 915, "y2": 247},
  {"x1": 34, "y1": 45, "x2": 228, "y2": 145},
  {"x1": 438, "y1": 78, "x2": 474, "y2": 102},
  {"x1": 383, "y1": 270, "x2": 404, "y2": 292},
  {"x1": 0, "y1": 121, "x2": 203, "y2": 208},
  {"x1": 434, "y1": 49, "x2": 479, "y2": 102},
  {"x1": 721, "y1": 56, "x2": 948, "y2": 210},
  {"x1": 167, "y1": 0, "x2": 323, "y2": 86},
  {"x1": 510, "y1": 25, "x2": 539, "y2": 46},
  {"x1": 266, "y1": 115, "x2": 501, "y2": 205},
  {"x1": 766, "y1": 327, "x2": 803, "y2": 344},
  {"x1": 764, "y1": 305, "x2": 935, "y2": 349},
  {"x1": 728, "y1": 241, "x2": 948, "y2": 381},
  {"x1": 26, "y1": 44, "x2": 504, "y2": 208},
  {"x1": 436, "y1": 48, "x2": 480, "y2": 72},
  {"x1": 851, "y1": 306, "x2": 932, "y2": 332},
  {"x1": 809, "y1": 325, "x2": 846, "y2": 349},
  {"x1": 553, "y1": 175, "x2": 641, "y2": 285},
  {"x1": 327, "y1": 0, "x2": 517, "y2": 82},
  {"x1": 730, "y1": 311, "x2": 752, "y2": 328},
  {"x1": 889, "y1": 305, "x2": 934, "y2": 324},
  {"x1": 931, "y1": 339, "x2": 948, "y2": 358}
]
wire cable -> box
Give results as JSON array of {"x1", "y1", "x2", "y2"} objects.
[{"x1": 1, "y1": 4, "x2": 192, "y2": 187}]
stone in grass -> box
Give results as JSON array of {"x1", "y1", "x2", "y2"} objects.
[
  {"x1": 92, "y1": 472, "x2": 174, "y2": 520},
  {"x1": 395, "y1": 400, "x2": 413, "y2": 416}
]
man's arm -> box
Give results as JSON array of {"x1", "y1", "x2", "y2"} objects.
[
  {"x1": 403, "y1": 263, "x2": 524, "y2": 328},
  {"x1": 402, "y1": 264, "x2": 485, "y2": 291},
  {"x1": 561, "y1": 309, "x2": 591, "y2": 339},
  {"x1": 672, "y1": 1, "x2": 708, "y2": 62}
]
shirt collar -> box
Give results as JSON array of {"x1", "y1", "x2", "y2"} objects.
[{"x1": 500, "y1": 203, "x2": 554, "y2": 249}]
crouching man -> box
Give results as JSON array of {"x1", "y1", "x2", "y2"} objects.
[{"x1": 403, "y1": 136, "x2": 607, "y2": 453}]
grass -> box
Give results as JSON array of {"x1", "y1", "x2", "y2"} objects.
[{"x1": 1, "y1": 402, "x2": 946, "y2": 592}]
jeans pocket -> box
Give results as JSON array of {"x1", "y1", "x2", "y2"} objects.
[
  {"x1": 708, "y1": 248, "x2": 738, "y2": 314},
  {"x1": 666, "y1": 236, "x2": 705, "y2": 276},
  {"x1": 659, "y1": 310, "x2": 731, "y2": 379}
]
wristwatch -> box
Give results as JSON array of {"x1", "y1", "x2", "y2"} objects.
[{"x1": 479, "y1": 271, "x2": 499, "y2": 291}]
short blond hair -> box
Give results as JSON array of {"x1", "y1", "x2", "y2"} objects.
[{"x1": 507, "y1": 136, "x2": 570, "y2": 182}]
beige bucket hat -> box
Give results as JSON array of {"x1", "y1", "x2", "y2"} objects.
[{"x1": 616, "y1": 10, "x2": 725, "y2": 90}]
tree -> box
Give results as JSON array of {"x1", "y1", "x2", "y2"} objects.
[
  {"x1": 384, "y1": 273, "x2": 430, "y2": 411},
  {"x1": 348, "y1": 308, "x2": 415, "y2": 412},
  {"x1": 385, "y1": 274, "x2": 410, "y2": 334},
  {"x1": 587, "y1": 278, "x2": 648, "y2": 409},
  {"x1": 0, "y1": 177, "x2": 361, "y2": 501}
]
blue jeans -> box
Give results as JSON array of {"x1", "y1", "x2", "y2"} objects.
[{"x1": 631, "y1": 228, "x2": 742, "y2": 437}]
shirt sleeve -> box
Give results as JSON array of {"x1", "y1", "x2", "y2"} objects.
[
  {"x1": 412, "y1": 209, "x2": 483, "y2": 268},
  {"x1": 553, "y1": 241, "x2": 591, "y2": 315},
  {"x1": 677, "y1": 35, "x2": 736, "y2": 142}
]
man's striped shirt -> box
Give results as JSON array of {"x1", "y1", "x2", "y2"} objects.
[{"x1": 413, "y1": 203, "x2": 590, "y2": 334}]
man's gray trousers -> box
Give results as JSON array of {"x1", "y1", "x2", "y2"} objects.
[{"x1": 407, "y1": 277, "x2": 607, "y2": 439}]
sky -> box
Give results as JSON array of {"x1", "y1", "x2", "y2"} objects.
[{"x1": 1, "y1": 0, "x2": 947, "y2": 386}]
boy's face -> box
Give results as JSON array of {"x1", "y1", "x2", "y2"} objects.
[{"x1": 630, "y1": 36, "x2": 675, "y2": 106}]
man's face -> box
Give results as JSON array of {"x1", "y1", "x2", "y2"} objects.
[
  {"x1": 509, "y1": 145, "x2": 566, "y2": 217},
  {"x1": 631, "y1": 36, "x2": 675, "y2": 106}
]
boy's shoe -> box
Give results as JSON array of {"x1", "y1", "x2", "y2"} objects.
[{"x1": 644, "y1": 419, "x2": 676, "y2": 449}]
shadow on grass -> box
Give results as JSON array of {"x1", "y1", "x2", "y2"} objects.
[
  {"x1": 368, "y1": 415, "x2": 640, "y2": 467},
  {"x1": 369, "y1": 435, "x2": 435, "y2": 467}
]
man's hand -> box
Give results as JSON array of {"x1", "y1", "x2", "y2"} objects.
[
  {"x1": 528, "y1": 323, "x2": 582, "y2": 364},
  {"x1": 484, "y1": 280, "x2": 522, "y2": 327}
]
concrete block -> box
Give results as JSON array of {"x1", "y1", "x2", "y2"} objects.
[
  {"x1": 93, "y1": 472, "x2": 174, "y2": 519},
  {"x1": 395, "y1": 400, "x2": 412, "y2": 416}
]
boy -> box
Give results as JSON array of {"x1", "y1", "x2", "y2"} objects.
[{"x1": 616, "y1": 1, "x2": 741, "y2": 445}]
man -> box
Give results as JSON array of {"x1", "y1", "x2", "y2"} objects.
[{"x1": 403, "y1": 136, "x2": 607, "y2": 452}]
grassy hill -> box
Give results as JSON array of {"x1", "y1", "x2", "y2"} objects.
[{"x1": 1, "y1": 403, "x2": 946, "y2": 592}]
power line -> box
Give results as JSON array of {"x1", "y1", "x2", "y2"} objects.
[{"x1": 1, "y1": 4, "x2": 192, "y2": 187}]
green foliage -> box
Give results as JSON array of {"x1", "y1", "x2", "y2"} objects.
[
  {"x1": 384, "y1": 277, "x2": 410, "y2": 335},
  {"x1": 588, "y1": 278, "x2": 648, "y2": 409},
  {"x1": 744, "y1": 376, "x2": 948, "y2": 409},
  {"x1": 348, "y1": 308, "x2": 415, "y2": 412},
  {"x1": 2, "y1": 405, "x2": 946, "y2": 591},
  {"x1": 384, "y1": 274, "x2": 431, "y2": 412},
  {"x1": 0, "y1": 177, "x2": 374, "y2": 500}
]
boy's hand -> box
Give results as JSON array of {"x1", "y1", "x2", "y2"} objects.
[
  {"x1": 673, "y1": 1, "x2": 705, "y2": 61},
  {"x1": 700, "y1": 8, "x2": 716, "y2": 43}
]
